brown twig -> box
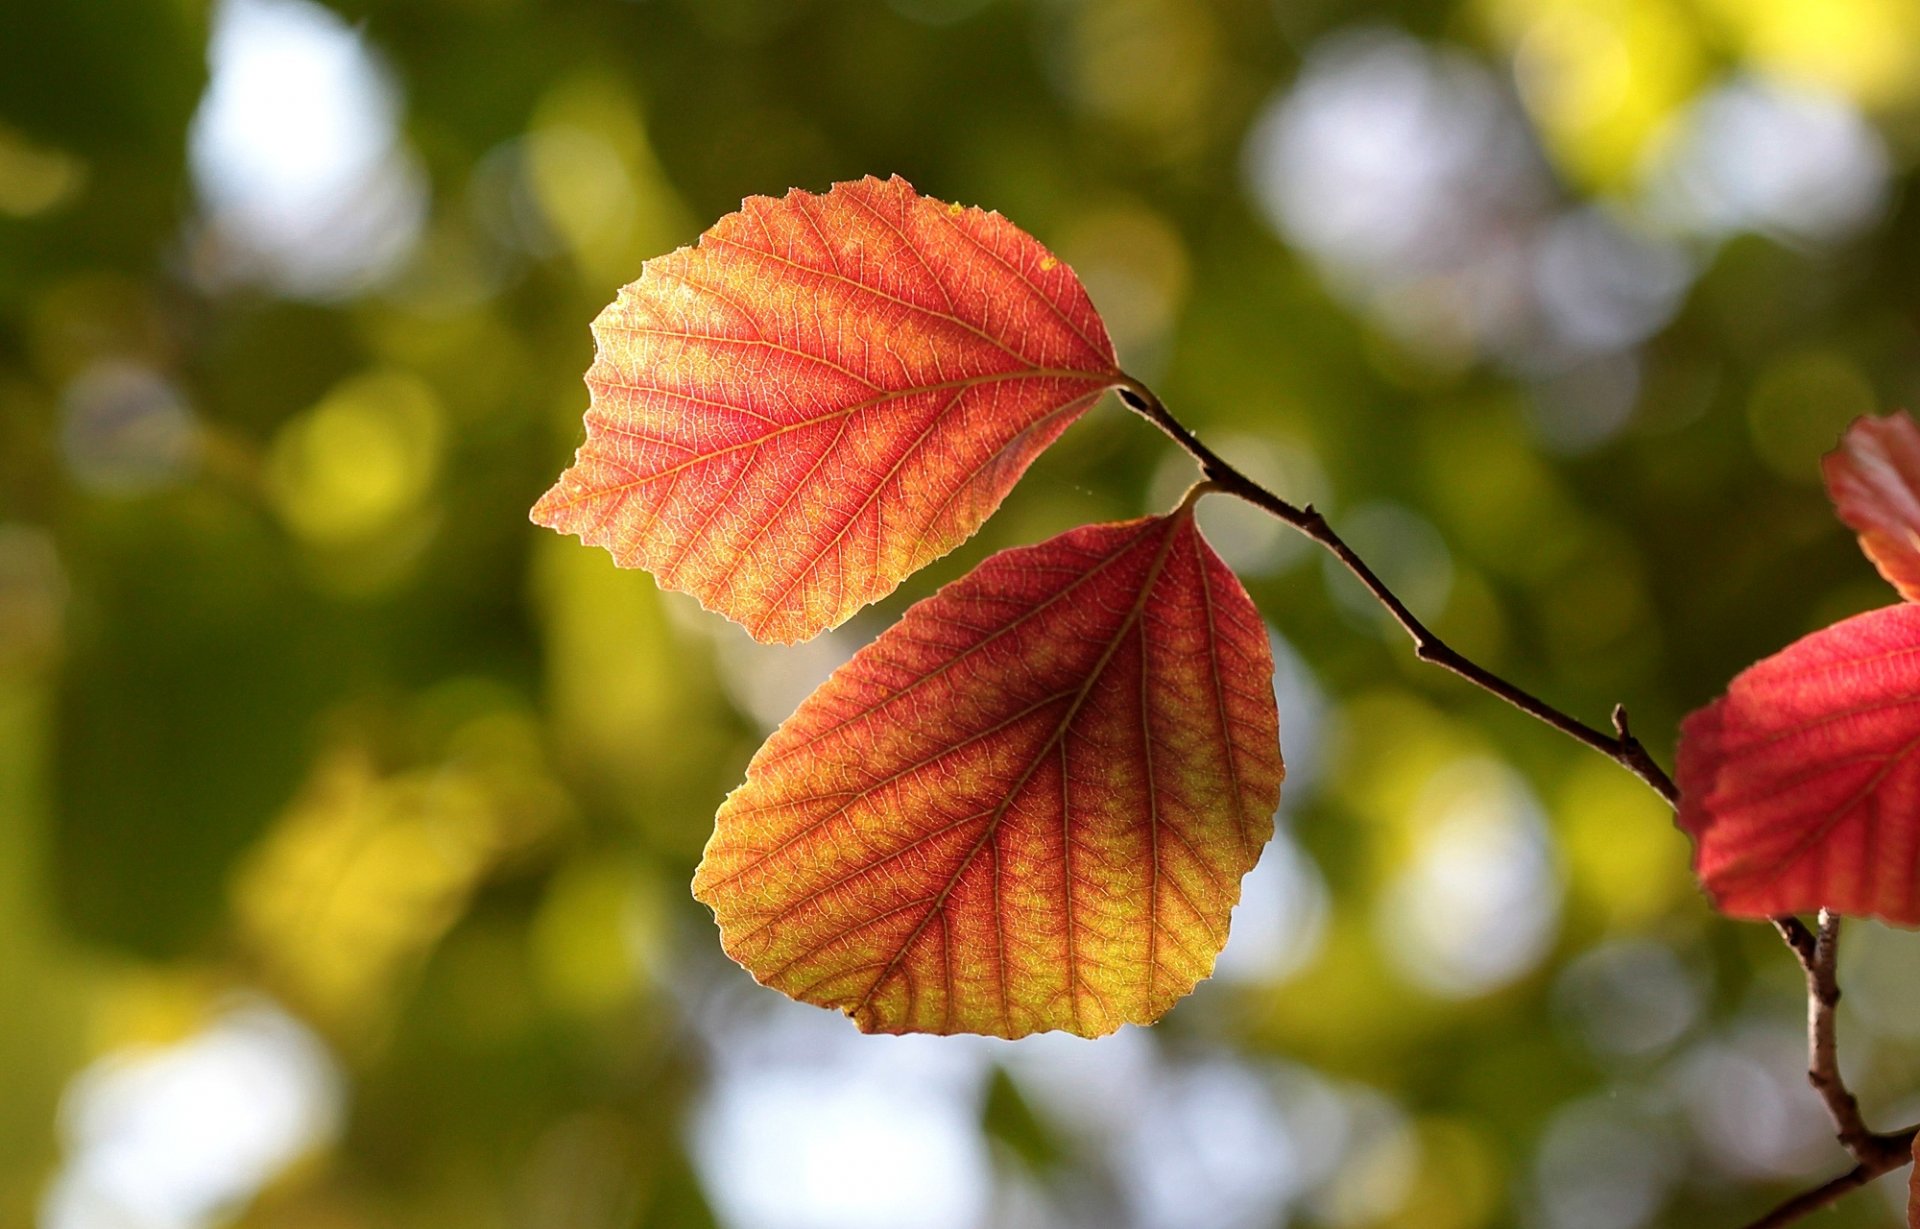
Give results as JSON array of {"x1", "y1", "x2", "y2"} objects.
[
  {"x1": 1772, "y1": 916, "x2": 1819, "y2": 966},
  {"x1": 1739, "y1": 911, "x2": 1920, "y2": 1229},
  {"x1": 1803, "y1": 912, "x2": 1874, "y2": 1154},
  {"x1": 1117, "y1": 379, "x2": 1678, "y2": 805},
  {"x1": 1738, "y1": 1151, "x2": 1914, "y2": 1229},
  {"x1": 1118, "y1": 378, "x2": 1920, "y2": 1228}
]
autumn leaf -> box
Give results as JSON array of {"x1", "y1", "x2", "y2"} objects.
[
  {"x1": 1677, "y1": 603, "x2": 1920, "y2": 924},
  {"x1": 1824, "y1": 411, "x2": 1920, "y2": 603},
  {"x1": 1909, "y1": 1133, "x2": 1919, "y2": 1229},
  {"x1": 532, "y1": 175, "x2": 1122, "y2": 645},
  {"x1": 692, "y1": 509, "x2": 1283, "y2": 1037}
]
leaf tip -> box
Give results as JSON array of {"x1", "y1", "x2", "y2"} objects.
[{"x1": 527, "y1": 477, "x2": 575, "y2": 534}]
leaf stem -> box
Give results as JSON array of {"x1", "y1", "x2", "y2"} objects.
[{"x1": 1114, "y1": 378, "x2": 1678, "y2": 806}]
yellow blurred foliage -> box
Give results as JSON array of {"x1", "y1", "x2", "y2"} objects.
[
  {"x1": 1484, "y1": 0, "x2": 1705, "y2": 191},
  {"x1": 1484, "y1": 0, "x2": 1920, "y2": 194},
  {"x1": 0, "y1": 124, "x2": 85, "y2": 218},
  {"x1": 527, "y1": 73, "x2": 693, "y2": 283},
  {"x1": 1318, "y1": 1107, "x2": 1420, "y2": 1226},
  {"x1": 1058, "y1": 202, "x2": 1192, "y2": 370},
  {"x1": 1704, "y1": 0, "x2": 1920, "y2": 107},
  {"x1": 534, "y1": 535, "x2": 734, "y2": 837},
  {"x1": 1419, "y1": 408, "x2": 1587, "y2": 584},
  {"x1": 530, "y1": 857, "x2": 665, "y2": 1017},
  {"x1": 1387, "y1": 1119, "x2": 1502, "y2": 1229},
  {"x1": 267, "y1": 368, "x2": 444, "y2": 549},
  {"x1": 1536, "y1": 529, "x2": 1653, "y2": 662},
  {"x1": 232, "y1": 738, "x2": 565, "y2": 1038},
  {"x1": 1557, "y1": 754, "x2": 1692, "y2": 927},
  {"x1": 1062, "y1": 0, "x2": 1229, "y2": 162},
  {"x1": 86, "y1": 966, "x2": 222, "y2": 1054},
  {"x1": 1330, "y1": 691, "x2": 1485, "y2": 870}
]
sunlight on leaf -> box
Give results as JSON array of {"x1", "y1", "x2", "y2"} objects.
[
  {"x1": 533, "y1": 175, "x2": 1123, "y2": 645},
  {"x1": 1677, "y1": 603, "x2": 1920, "y2": 923},
  {"x1": 693, "y1": 508, "x2": 1282, "y2": 1037}
]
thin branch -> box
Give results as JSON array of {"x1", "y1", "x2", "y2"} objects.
[
  {"x1": 1799, "y1": 911, "x2": 1880, "y2": 1154},
  {"x1": 1116, "y1": 380, "x2": 1678, "y2": 806},
  {"x1": 1743, "y1": 909, "x2": 1920, "y2": 1227},
  {"x1": 1118, "y1": 379, "x2": 1920, "y2": 1229},
  {"x1": 1738, "y1": 1147, "x2": 1914, "y2": 1229},
  {"x1": 1773, "y1": 916, "x2": 1818, "y2": 966}
]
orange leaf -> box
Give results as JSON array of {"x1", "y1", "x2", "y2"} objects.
[
  {"x1": 532, "y1": 175, "x2": 1121, "y2": 644},
  {"x1": 1824, "y1": 411, "x2": 1920, "y2": 603},
  {"x1": 692, "y1": 510, "x2": 1283, "y2": 1037},
  {"x1": 1677, "y1": 604, "x2": 1920, "y2": 924}
]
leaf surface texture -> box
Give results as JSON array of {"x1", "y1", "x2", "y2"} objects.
[
  {"x1": 533, "y1": 175, "x2": 1119, "y2": 644},
  {"x1": 693, "y1": 512, "x2": 1283, "y2": 1036},
  {"x1": 1824, "y1": 412, "x2": 1920, "y2": 604},
  {"x1": 1678, "y1": 604, "x2": 1920, "y2": 924}
]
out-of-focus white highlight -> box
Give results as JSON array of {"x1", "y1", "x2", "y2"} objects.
[
  {"x1": 41, "y1": 1001, "x2": 342, "y2": 1229},
  {"x1": 60, "y1": 362, "x2": 201, "y2": 497},
  {"x1": 704, "y1": 614, "x2": 864, "y2": 734},
  {"x1": 1001, "y1": 1035, "x2": 1413, "y2": 1229},
  {"x1": 1648, "y1": 77, "x2": 1888, "y2": 245},
  {"x1": 1215, "y1": 630, "x2": 1331, "y2": 986},
  {"x1": 1241, "y1": 29, "x2": 1889, "y2": 452},
  {"x1": 691, "y1": 998, "x2": 993, "y2": 1229},
  {"x1": 189, "y1": 0, "x2": 426, "y2": 296},
  {"x1": 1246, "y1": 31, "x2": 1540, "y2": 299},
  {"x1": 1214, "y1": 832, "x2": 1328, "y2": 986},
  {"x1": 1553, "y1": 938, "x2": 1703, "y2": 1060},
  {"x1": 1243, "y1": 28, "x2": 1692, "y2": 379},
  {"x1": 1116, "y1": 1059, "x2": 1309, "y2": 1229},
  {"x1": 684, "y1": 968, "x2": 1422, "y2": 1229},
  {"x1": 1678, "y1": 1024, "x2": 1833, "y2": 1179},
  {"x1": 1532, "y1": 1096, "x2": 1679, "y2": 1229},
  {"x1": 1377, "y1": 758, "x2": 1561, "y2": 997}
]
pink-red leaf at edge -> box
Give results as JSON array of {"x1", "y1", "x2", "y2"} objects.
[
  {"x1": 1910, "y1": 1135, "x2": 1920, "y2": 1229},
  {"x1": 1678, "y1": 603, "x2": 1920, "y2": 925},
  {"x1": 1909, "y1": 1134, "x2": 1919, "y2": 1229},
  {"x1": 1824, "y1": 412, "x2": 1920, "y2": 604},
  {"x1": 691, "y1": 511, "x2": 1283, "y2": 1038},
  {"x1": 532, "y1": 174, "x2": 1121, "y2": 645}
]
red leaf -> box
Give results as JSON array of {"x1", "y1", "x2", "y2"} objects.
[
  {"x1": 1824, "y1": 411, "x2": 1920, "y2": 603},
  {"x1": 532, "y1": 175, "x2": 1121, "y2": 644},
  {"x1": 1910, "y1": 1135, "x2": 1919, "y2": 1229},
  {"x1": 1677, "y1": 603, "x2": 1920, "y2": 924},
  {"x1": 692, "y1": 510, "x2": 1283, "y2": 1037}
]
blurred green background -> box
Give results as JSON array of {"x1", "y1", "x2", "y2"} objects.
[{"x1": 5, "y1": 0, "x2": 1920, "y2": 1226}]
